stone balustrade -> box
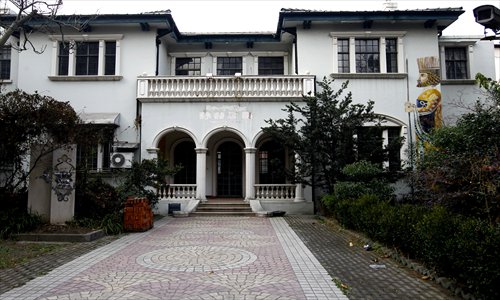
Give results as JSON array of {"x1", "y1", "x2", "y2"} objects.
[
  {"x1": 137, "y1": 75, "x2": 315, "y2": 101},
  {"x1": 254, "y1": 184, "x2": 296, "y2": 200},
  {"x1": 157, "y1": 184, "x2": 197, "y2": 200}
]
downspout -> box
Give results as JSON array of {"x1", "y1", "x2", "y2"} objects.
[
  {"x1": 155, "y1": 36, "x2": 160, "y2": 76},
  {"x1": 294, "y1": 37, "x2": 298, "y2": 75}
]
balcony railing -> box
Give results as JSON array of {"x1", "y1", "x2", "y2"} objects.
[
  {"x1": 254, "y1": 184, "x2": 296, "y2": 201},
  {"x1": 157, "y1": 184, "x2": 197, "y2": 200},
  {"x1": 137, "y1": 75, "x2": 315, "y2": 101}
]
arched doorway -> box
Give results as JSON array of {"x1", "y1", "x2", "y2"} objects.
[
  {"x1": 173, "y1": 140, "x2": 196, "y2": 184},
  {"x1": 216, "y1": 141, "x2": 243, "y2": 197}
]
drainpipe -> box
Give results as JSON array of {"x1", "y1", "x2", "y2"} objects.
[{"x1": 155, "y1": 36, "x2": 161, "y2": 76}]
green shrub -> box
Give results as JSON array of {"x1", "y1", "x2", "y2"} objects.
[
  {"x1": 327, "y1": 195, "x2": 500, "y2": 299},
  {"x1": 0, "y1": 208, "x2": 42, "y2": 239}
]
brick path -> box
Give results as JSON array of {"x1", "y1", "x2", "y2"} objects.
[
  {"x1": 284, "y1": 215, "x2": 458, "y2": 300},
  {"x1": 0, "y1": 217, "x2": 346, "y2": 300},
  {"x1": 0, "y1": 215, "x2": 460, "y2": 300}
]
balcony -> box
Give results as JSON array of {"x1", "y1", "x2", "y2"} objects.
[{"x1": 137, "y1": 75, "x2": 315, "y2": 102}]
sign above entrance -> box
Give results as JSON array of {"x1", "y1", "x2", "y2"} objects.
[{"x1": 200, "y1": 105, "x2": 252, "y2": 121}]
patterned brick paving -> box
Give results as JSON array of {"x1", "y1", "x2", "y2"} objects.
[{"x1": 0, "y1": 217, "x2": 345, "y2": 300}]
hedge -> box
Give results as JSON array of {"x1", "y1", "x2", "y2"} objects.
[{"x1": 322, "y1": 195, "x2": 500, "y2": 299}]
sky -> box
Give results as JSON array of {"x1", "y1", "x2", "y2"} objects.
[{"x1": 34, "y1": 0, "x2": 500, "y2": 36}]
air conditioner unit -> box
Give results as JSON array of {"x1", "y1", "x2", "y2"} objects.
[{"x1": 110, "y1": 152, "x2": 134, "y2": 168}]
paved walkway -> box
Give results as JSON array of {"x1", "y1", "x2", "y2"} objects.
[
  {"x1": 0, "y1": 216, "x2": 459, "y2": 300},
  {"x1": 0, "y1": 217, "x2": 347, "y2": 300}
]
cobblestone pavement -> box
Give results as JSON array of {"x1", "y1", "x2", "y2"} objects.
[
  {"x1": 0, "y1": 217, "x2": 347, "y2": 300},
  {"x1": 284, "y1": 215, "x2": 459, "y2": 300},
  {"x1": 0, "y1": 236, "x2": 118, "y2": 295}
]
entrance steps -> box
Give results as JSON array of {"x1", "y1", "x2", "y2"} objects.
[{"x1": 190, "y1": 198, "x2": 254, "y2": 216}]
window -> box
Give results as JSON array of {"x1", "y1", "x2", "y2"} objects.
[
  {"x1": 337, "y1": 39, "x2": 350, "y2": 73},
  {"x1": 175, "y1": 57, "x2": 201, "y2": 75},
  {"x1": 385, "y1": 38, "x2": 398, "y2": 73},
  {"x1": 53, "y1": 35, "x2": 122, "y2": 77},
  {"x1": 445, "y1": 47, "x2": 468, "y2": 79},
  {"x1": 104, "y1": 42, "x2": 116, "y2": 75},
  {"x1": 58, "y1": 42, "x2": 70, "y2": 75},
  {"x1": 75, "y1": 42, "x2": 99, "y2": 75},
  {"x1": 77, "y1": 142, "x2": 111, "y2": 171},
  {"x1": 258, "y1": 57, "x2": 284, "y2": 75},
  {"x1": 356, "y1": 39, "x2": 380, "y2": 73},
  {"x1": 356, "y1": 126, "x2": 401, "y2": 171},
  {"x1": 217, "y1": 57, "x2": 242, "y2": 75},
  {"x1": 259, "y1": 151, "x2": 269, "y2": 174},
  {"x1": 0, "y1": 46, "x2": 11, "y2": 80},
  {"x1": 331, "y1": 32, "x2": 404, "y2": 74},
  {"x1": 259, "y1": 140, "x2": 286, "y2": 184}
]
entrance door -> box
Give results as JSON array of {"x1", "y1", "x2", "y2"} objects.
[{"x1": 216, "y1": 141, "x2": 243, "y2": 197}]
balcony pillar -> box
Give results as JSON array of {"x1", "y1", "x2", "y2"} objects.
[
  {"x1": 244, "y1": 147, "x2": 257, "y2": 201},
  {"x1": 195, "y1": 148, "x2": 208, "y2": 201}
]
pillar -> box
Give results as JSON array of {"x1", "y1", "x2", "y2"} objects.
[
  {"x1": 49, "y1": 145, "x2": 77, "y2": 224},
  {"x1": 244, "y1": 147, "x2": 257, "y2": 200},
  {"x1": 195, "y1": 148, "x2": 208, "y2": 201}
]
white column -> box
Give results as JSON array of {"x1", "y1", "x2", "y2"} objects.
[
  {"x1": 380, "y1": 37, "x2": 387, "y2": 74},
  {"x1": 244, "y1": 147, "x2": 257, "y2": 200},
  {"x1": 332, "y1": 37, "x2": 338, "y2": 73},
  {"x1": 294, "y1": 153, "x2": 306, "y2": 202},
  {"x1": 98, "y1": 40, "x2": 105, "y2": 76},
  {"x1": 50, "y1": 145, "x2": 77, "y2": 224},
  {"x1": 349, "y1": 37, "x2": 356, "y2": 73},
  {"x1": 397, "y1": 37, "x2": 404, "y2": 73},
  {"x1": 382, "y1": 129, "x2": 389, "y2": 170},
  {"x1": 195, "y1": 148, "x2": 208, "y2": 201},
  {"x1": 146, "y1": 147, "x2": 159, "y2": 160}
]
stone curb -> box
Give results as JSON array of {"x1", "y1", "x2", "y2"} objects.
[{"x1": 13, "y1": 230, "x2": 106, "y2": 243}]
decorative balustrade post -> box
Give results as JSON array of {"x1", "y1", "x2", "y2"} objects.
[
  {"x1": 195, "y1": 148, "x2": 208, "y2": 201},
  {"x1": 244, "y1": 148, "x2": 257, "y2": 201}
]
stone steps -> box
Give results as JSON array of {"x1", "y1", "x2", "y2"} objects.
[{"x1": 191, "y1": 198, "x2": 254, "y2": 216}]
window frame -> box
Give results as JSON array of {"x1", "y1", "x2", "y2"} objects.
[
  {"x1": 175, "y1": 57, "x2": 201, "y2": 76},
  {"x1": 0, "y1": 46, "x2": 11, "y2": 80},
  {"x1": 331, "y1": 31, "x2": 406, "y2": 75},
  {"x1": 49, "y1": 34, "x2": 123, "y2": 80},
  {"x1": 444, "y1": 47, "x2": 469, "y2": 80},
  {"x1": 258, "y1": 56, "x2": 284, "y2": 75},
  {"x1": 216, "y1": 57, "x2": 243, "y2": 75},
  {"x1": 77, "y1": 141, "x2": 112, "y2": 172}
]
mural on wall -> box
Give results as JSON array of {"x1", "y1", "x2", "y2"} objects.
[{"x1": 415, "y1": 56, "x2": 442, "y2": 139}]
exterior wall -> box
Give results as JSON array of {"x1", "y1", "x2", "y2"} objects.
[
  {"x1": 295, "y1": 23, "x2": 440, "y2": 125},
  {"x1": 16, "y1": 28, "x2": 160, "y2": 144},
  {"x1": 1, "y1": 37, "x2": 19, "y2": 93}
]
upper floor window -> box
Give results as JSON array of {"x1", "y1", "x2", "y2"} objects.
[
  {"x1": 175, "y1": 57, "x2": 201, "y2": 75},
  {"x1": 217, "y1": 57, "x2": 242, "y2": 75},
  {"x1": 332, "y1": 32, "x2": 404, "y2": 75},
  {"x1": 445, "y1": 47, "x2": 468, "y2": 79},
  {"x1": 385, "y1": 38, "x2": 398, "y2": 73},
  {"x1": 258, "y1": 57, "x2": 284, "y2": 75},
  {"x1": 355, "y1": 39, "x2": 380, "y2": 73},
  {"x1": 75, "y1": 42, "x2": 99, "y2": 75},
  {"x1": 337, "y1": 39, "x2": 350, "y2": 73},
  {"x1": 51, "y1": 34, "x2": 122, "y2": 79},
  {"x1": 0, "y1": 46, "x2": 11, "y2": 80}
]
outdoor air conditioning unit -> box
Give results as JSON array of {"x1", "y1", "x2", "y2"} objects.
[{"x1": 110, "y1": 152, "x2": 134, "y2": 168}]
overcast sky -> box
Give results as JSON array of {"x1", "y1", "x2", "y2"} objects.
[{"x1": 54, "y1": 0, "x2": 500, "y2": 36}]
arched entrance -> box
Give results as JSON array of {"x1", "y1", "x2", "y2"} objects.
[
  {"x1": 173, "y1": 140, "x2": 196, "y2": 184},
  {"x1": 216, "y1": 141, "x2": 243, "y2": 197}
]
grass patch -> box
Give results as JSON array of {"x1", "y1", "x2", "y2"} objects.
[{"x1": 0, "y1": 241, "x2": 65, "y2": 269}]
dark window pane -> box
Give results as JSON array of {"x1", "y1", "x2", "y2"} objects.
[
  {"x1": 385, "y1": 38, "x2": 398, "y2": 73},
  {"x1": 337, "y1": 39, "x2": 350, "y2": 73},
  {"x1": 175, "y1": 57, "x2": 201, "y2": 76},
  {"x1": 75, "y1": 42, "x2": 99, "y2": 75},
  {"x1": 58, "y1": 42, "x2": 69, "y2": 75},
  {"x1": 217, "y1": 57, "x2": 242, "y2": 75},
  {"x1": 355, "y1": 39, "x2": 380, "y2": 73},
  {"x1": 258, "y1": 57, "x2": 284, "y2": 75},
  {"x1": 0, "y1": 46, "x2": 11, "y2": 79},
  {"x1": 105, "y1": 41, "x2": 116, "y2": 75},
  {"x1": 445, "y1": 47, "x2": 468, "y2": 79}
]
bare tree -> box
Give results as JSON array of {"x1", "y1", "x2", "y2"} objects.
[{"x1": 0, "y1": 1, "x2": 63, "y2": 48}]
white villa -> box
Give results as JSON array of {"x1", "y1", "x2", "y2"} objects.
[{"x1": 1, "y1": 6, "x2": 495, "y2": 217}]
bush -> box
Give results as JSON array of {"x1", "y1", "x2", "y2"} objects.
[{"x1": 326, "y1": 194, "x2": 500, "y2": 299}]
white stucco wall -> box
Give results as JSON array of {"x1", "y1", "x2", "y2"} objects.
[{"x1": 16, "y1": 28, "x2": 160, "y2": 144}]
